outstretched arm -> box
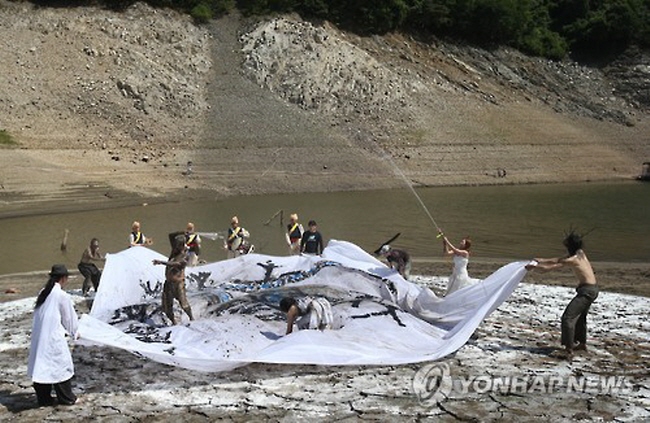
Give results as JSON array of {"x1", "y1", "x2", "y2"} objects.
[
  {"x1": 530, "y1": 262, "x2": 564, "y2": 272},
  {"x1": 526, "y1": 256, "x2": 568, "y2": 272},
  {"x1": 152, "y1": 258, "x2": 184, "y2": 268},
  {"x1": 535, "y1": 257, "x2": 561, "y2": 264}
]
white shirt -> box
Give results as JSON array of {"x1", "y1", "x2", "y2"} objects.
[{"x1": 27, "y1": 283, "x2": 79, "y2": 384}]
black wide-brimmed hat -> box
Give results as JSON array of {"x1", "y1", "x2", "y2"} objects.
[{"x1": 49, "y1": 264, "x2": 70, "y2": 277}]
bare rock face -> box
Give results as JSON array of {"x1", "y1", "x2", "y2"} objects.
[
  {"x1": 240, "y1": 18, "x2": 418, "y2": 142},
  {"x1": 605, "y1": 46, "x2": 650, "y2": 113},
  {"x1": 0, "y1": 2, "x2": 649, "y2": 207},
  {"x1": 0, "y1": 1, "x2": 211, "y2": 151},
  {"x1": 236, "y1": 16, "x2": 650, "y2": 188},
  {"x1": 239, "y1": 16, "x2": 650, "y2": 134}
]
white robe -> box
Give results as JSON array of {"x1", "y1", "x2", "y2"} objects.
[{"x1": 27, "y1": 283, "x2": 79, "y2": 384}]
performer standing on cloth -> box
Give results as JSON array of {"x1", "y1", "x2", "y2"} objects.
[
  {"x1": 153, "y1": 235, "x2": 194, "y2": 325},
  {"x1": 77, "y1": 237, "x2": 105, "y2": 296},
  {"x1": 526, "y1": 230, "x2": 598, "y2": 358},
  {"x1": 27, "y1": 264, "x2": 80, "y2": 407},
  {"x1": 279, "y1": 296, "x2": 333, "y2": 335},
  {"x1": 378, "y1": 244, "x2": 412, "y2": 280},
  {"x1": 285, "y1": 213, "x2": 304, "y2": 255},
  {"x1": 440, "y1": 231, "x2": 476, "y2": 295}
]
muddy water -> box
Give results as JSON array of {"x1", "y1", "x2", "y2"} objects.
[{"x1": 0, "y1": 181, "x2": 647, "y2": 280}]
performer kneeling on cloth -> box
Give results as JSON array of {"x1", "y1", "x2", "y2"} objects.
[
  {"x1": 153, "y1": 235, "x2": 194, "y2": 325},
  {"x1": 526, "y1": 230, "x2": 599, "y2": 357},
  {"x1": 280, "y1": 296, "x2": 333, "y2": 335}
]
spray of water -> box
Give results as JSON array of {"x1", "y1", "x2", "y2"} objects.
[
  {"x1": 256, "y1": 139, "x2": 443, "y2": 237},
  {"x1": 378, "y1": 148, "x2": 442, "y2": 234},
  {"x1": 260, "y1": 148, "x2": 284, "y2": 178}
]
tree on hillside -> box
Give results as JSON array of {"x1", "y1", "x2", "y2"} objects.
[{"x1": 26, "y1": 0, "x2": 650, "y2": 62}]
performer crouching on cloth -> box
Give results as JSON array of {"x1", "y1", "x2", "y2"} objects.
[
  {"x1": 27, "y1": 264, "x2": 80, "y2": 407},
  {"x1": 280, "y1": 296, "x2": 333, "y2": 335}
]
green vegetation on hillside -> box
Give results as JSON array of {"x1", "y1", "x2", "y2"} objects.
[
  {"x1": 0, "y1": 129, "x2": 17, "y2": 147},
  {"x1": 26, "y1": 0, "x2": 650, "y2": 62}
]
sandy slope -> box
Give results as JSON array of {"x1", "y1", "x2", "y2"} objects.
[{"x1": 1, "y1": 2, "x2": 649, "y2": 219}]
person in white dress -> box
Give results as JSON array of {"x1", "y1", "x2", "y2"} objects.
[
  {"x1": 440, "y1": 232, "x2": 476, "y2": 296},
  {"x1": 27, "y1": 264, "x2": 80, "y2": 407}
]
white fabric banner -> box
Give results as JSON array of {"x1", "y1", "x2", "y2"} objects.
[{"x1": 78, "y1": 240, "x2": 528, "y2": 372}]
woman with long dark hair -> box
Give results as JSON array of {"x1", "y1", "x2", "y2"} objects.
[{"x1": 27, "y1": 264, "x2": 79, "y2": 406}]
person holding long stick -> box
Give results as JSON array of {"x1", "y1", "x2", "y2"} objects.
[{"x1": 439, "y1": 230, "x2": 475, "y2": 295}]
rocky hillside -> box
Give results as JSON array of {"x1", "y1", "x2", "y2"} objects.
[{"x1": 0, "y1": 1, "x2": 648, "y2": 212}]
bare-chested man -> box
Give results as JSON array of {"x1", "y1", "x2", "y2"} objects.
[
  {"x1": 77, "y1": 238, "x2": 105, "y2": 296},
  {"x1": 526, "y1": 231, "x2": 598, "y2": 357}
]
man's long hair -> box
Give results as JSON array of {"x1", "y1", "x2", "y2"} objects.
[{"x1": 563, "y1": 230, "x2": 583, "y2": 256}]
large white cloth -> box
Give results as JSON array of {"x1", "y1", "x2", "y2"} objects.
[
  {"x1": 27, "y1": 283, "x2": 79, "y2": 384},
  {"x1": 78, "y1": 240, "x2": 529, "y2": 372}
]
